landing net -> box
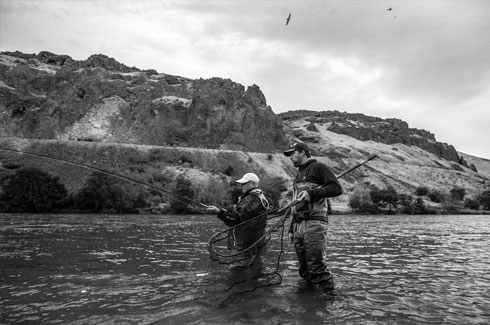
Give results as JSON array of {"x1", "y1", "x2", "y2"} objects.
[{"x1": 194, "y1": 202, "x2": 296, "y2": 307}]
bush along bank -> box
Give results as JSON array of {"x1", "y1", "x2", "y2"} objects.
[{"x1": 347, "y1": 184, "x2": 490, "y2": 215}]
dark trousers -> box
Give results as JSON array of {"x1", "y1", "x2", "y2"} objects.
[{"x1": 293, "y1": 220, "x2": 334, "y2": 290}]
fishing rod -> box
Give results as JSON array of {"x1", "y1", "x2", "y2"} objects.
[
  {"x1": 0, "y1": 146, "x2": 211, "y2": 211},
  {"x1": 209, "y1": 152, "x2": 379, "y2": 256},
  {"x1": 0, "y1": 146, "x2": 378, "y2": 212},
  {"x1": 336, "y1": 153, "x2": 378, "y2": 179}
]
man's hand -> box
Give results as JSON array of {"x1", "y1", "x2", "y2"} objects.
[
  {"x1": 297, "y1": 191, "x2": 311, "y2": 202},
  {"x1": 288, "y1": 232, "x2": 294, "y2": 244},
  {"x1": 205, "y1": 205, "x2": 220, "y2": 214}
]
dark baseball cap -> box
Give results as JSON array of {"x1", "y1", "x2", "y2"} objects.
[{"x1": 283, "y1": 142, "x2": 310, "y2": 157}]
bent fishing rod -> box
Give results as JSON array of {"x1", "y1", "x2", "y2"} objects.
[
  {"x1": 0, "y1": 146, "x2": 210, "y2": 212},
  {"x1": 209, "y1": 152, "x2": 379, "y2": 250},
  {"x1": 336, "y1": 153, "x2": 378, "y2": 179},
  {"x1": 283, "y1": 153, "x2": 378, "y2": 210},
  {"x1": 0, "y1": 146, "x2": 377, "y2": 212}
]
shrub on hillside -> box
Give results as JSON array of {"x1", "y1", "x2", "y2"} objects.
[
  {"x1": 397, "y1": 194, "x2": 433, "y2": 214},
  {"x1": 260, "y1": 177, "x2": 288, "y2": 209},
  {"x1": 348, "y1": 187, "x2": 375, "y2": 213},
  {"x1": 149, "y1": 148, "x2": 165, "y2": 162},
  {"x1": 74, "y1": 172, "x2": 141, "y2": 213},
  {"x1": 479, "y1": 190, "x2": 490, "y2": 210},
  {"x1": 224, "y1": 165, "x2": 234, "y2": 176},
  {"x1": 167, "y1": 175, "x2": 195, "y2": 214},
  {"x1": 415, "y1": 186, "x2": 429, "y2": 196},
  {"x1": 179, "y1": 155, "x2": 193, "y2": 164},
  {"x1": 464, "y1": 198, "x2": 480, "y2": 210},
  {"x1": 196, "y1": 177, "x2": 231, "y2": 208},
  {"x1": 414, "y1": 198, "x2": 433, "y2": 214},
  {"x1": 0, "y1": 167, "x2": 67, "y2": 212},
  {"x1": 450, "y1": 186, "x2": 466, "y2": 201},
  {"x1": 428, "y1": 189, "x2": 445, "y2": 203},
  {"x1": 397, "y1": 193, "x2": 414, "y2": 214},
  {"x1": 370, "y1": 186, "x2": 398, "y2": 213},
  {"x1": 149, "y1": 170, "x2": 172, "y2": 187}
]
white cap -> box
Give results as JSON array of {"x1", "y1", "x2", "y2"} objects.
[{"x1": 235, "y1": 173, "x2": 260, "y2": 184}]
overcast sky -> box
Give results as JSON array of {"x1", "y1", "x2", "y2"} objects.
[{"x1": 1, "y1": 0, "x2": 489, "y2": 158}]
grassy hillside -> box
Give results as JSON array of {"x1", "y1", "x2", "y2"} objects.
[{"x1": 2, "y1": 133, "x2": 490, "y2": 214}]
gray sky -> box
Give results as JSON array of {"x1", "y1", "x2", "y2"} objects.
[{"x1": 1, "y1": 0, "x2": 489, "y2": 159}]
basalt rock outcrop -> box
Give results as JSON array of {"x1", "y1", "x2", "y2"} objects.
[
  {"x1": 0, "y1": 51, "x2": 477, "y2": 169},
  {"x1": 279, "y1": 110, "x2": 464, "y2": 165},
  {"x1": 0, "y1": 51, "x2": 287, "y2": 152}
]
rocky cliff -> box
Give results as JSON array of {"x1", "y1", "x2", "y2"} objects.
[
  {"x1": 0, "y1": 51, "x2": 287, "y2": 152},
  {"x1": 279, "y1": 110, "x2": 464, "y2": 165},
  {"x1": 1, "y1": 51, "x2": 490, "y2": 213}
]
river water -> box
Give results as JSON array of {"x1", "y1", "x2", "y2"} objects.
[{"x1": 1, "y1": 213, "x2": 489, "y2": 324}]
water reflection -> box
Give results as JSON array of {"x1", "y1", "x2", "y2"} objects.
[{"x1": 1, "y1": 214, "x2": 489, "y2": 324}]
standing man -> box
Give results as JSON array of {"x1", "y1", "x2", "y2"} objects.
[
  {"x1": 283, "y1": 142, "x2": 342, "y2": 293},
  {"x1": 207, "y1": 173, "x2": 269, "y2": 268}
]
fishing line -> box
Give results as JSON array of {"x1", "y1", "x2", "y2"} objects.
[
  {"x1": 202, "y1": 153, "x2": 380, "y2": 306},
  {"x1": 2, "y1": 145, "x2": 380, "y2": 305},
  {"x1": 0, "y1": 146, "x2": 210, "y2": 213},
  {"x1": 208, "y1": 153, "x2": 378, "y2": 260}
]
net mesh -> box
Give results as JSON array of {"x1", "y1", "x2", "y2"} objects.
[{"x1": 194, "y1": 205, "x2": 292, "y2": 307}]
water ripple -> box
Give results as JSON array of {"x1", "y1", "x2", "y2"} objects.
[{"x1": 0, "y1": 214, "x2": 489, "y2": 324}]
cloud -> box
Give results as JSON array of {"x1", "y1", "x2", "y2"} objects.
[{"x1": 1, "y1": 0, "x2": 489, "y2": 158}]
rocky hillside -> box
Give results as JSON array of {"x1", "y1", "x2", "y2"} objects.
[
  {"x1": 0, "y1": 51, "x2": 287, "y2": 152},
  {"x1": 1, "y1": 129, "x2": 489, "y2": 213},
  {"x1": 1, "y1": 51, "x2": 490, "y2": 213},
  {"x1": 279, "y1": 117, "x2": 490, "y2": 210},
  {"x1": 279, "y1": 110, "x2": 468, "y2": 167}
]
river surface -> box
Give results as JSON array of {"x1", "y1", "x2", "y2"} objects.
[{"x1": 1, "y1": 213, "x2": 489, "y2": 324}]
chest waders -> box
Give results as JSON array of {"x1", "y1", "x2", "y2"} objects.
[
  {"x1": 292, "y1": 182, "x2": 329, "y2": 223},
  {"x1": 291, "y1": 182, "x2": 334, "y2": 292}
]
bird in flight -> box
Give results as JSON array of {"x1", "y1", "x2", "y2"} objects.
[
  {"x1": 286, "y1": 13, "x2": 291, "y2": 25},
  {"x1": 387, "y1": 7, "x2": 392, "y2": 11}
]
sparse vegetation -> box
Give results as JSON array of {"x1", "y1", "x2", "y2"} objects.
[{"x1": 1, "y1": 133, "x2": 489, "y2": 215}]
